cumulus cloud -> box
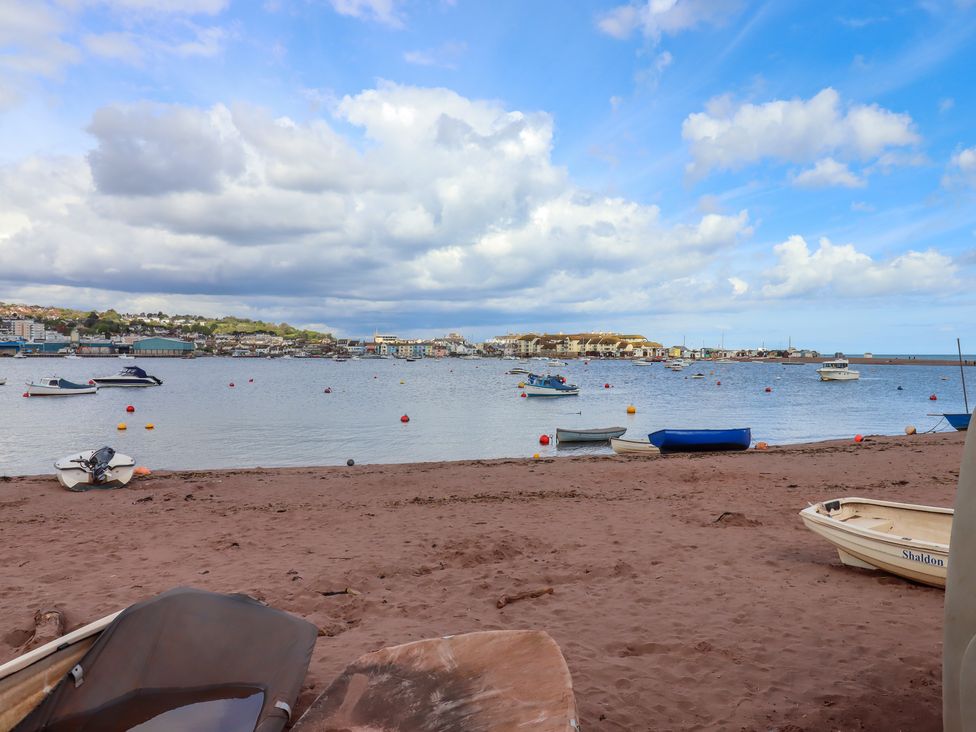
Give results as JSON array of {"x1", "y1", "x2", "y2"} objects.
[
  {"x1": 761, "y1": 235, "x2": 955, "y2": 298},
  {"x1": 791, "y1": 158, "x2": 865, "y2": 188},
  {"x1": 597, "y1": 0, "x2": 740, "y2": 41},
  {"x1": 943, "y1": 146, "x2": 976, "y2": 188},
  {"x1": 0, "y1": 83, "x2": 754, "y2": 329},
  {"x1": 682, "y1": 88, "x2": 919, "y2": 179},
  {"x1": 329, "y1": 0, "x2": 403, "y2": 27}
]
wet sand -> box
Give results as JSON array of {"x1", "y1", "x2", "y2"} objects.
[{"x1": 0, "y1": 432, "x2": 961, "y2": 730}]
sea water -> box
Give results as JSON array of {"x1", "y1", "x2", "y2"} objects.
[{"x1": 0, "y1": 358, "x2": 971, "y2": 474}]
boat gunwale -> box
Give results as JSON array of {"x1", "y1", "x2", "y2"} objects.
[{"x1": 799, "y1": 497, "x2": 951, "y2": 554}]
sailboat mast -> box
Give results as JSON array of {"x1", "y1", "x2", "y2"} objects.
[{"x1": 959, "y1": 338, "x2": 970, "y2": 413}]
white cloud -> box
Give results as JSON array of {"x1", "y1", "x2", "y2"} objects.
[
  {"x1": 0, "y1": 83, "x2": 754, "y2": 328},
  {"x1": 597, "y1": 0, "x2": 740, "y2": 42},
  {"x1": 682, "y1": 87, "x2": 919, "y2": 178},
  {"x1": 761, "y1": 235, "x2": 955, "y2": 298},
  {"x1": 83, "y1": 32, "x2": 143, "y2": 64},
  {"x1": 329, "y1": 0, "x2": 403, "y2": 27},
  {"x1": 943, "y1": 146, "x2": 976, "y2": 188},
  {"x1": 92, "y1": 0, "x2": 229, "y2": 13},
  {"x1": 403, "y1": 41, "x2": 466, "y2": 69},
  {"x1": 791, "y1": 158, "x2": 865, "y2": 188},
  {"x1": 728, "y1": 276, "x2": 748, "y2": 295}
]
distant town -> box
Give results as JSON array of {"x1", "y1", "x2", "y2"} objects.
[{"x1": 0, "y1": 302, "x2": 821, "y2": 360}]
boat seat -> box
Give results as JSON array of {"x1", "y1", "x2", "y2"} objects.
[{"x1": 842, "y1": 515, "x2": 893, "y2": 533}]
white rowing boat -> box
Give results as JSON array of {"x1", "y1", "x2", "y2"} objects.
[
  {"x1": 556, "y1": 426, "x2": 626, "y2": 443},
  {"x1": 610, "y1": 437, "x2": 661, "y2": 455},
  {"x1": 799, "y1": 497, "x2": 950, "y2": 587}
]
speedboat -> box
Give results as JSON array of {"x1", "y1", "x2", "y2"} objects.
[
  {"x1": 13, "y1": 351, "x2": 26, "y2": 359},
  {"x1": 816, "y1": 359, "x2": 860, "y2": 381},
  {"x1": 556, "y1": 426, "x2": 626, "y2": 443},
  {"x1": 54, "y1": 447, "x2": 136, "y2": 490},
  {"x1": 632, "y1": 359, "x2": 655, "y2": 366},
  {"x1": 799, "y1": 497, "x2": 950, "y2": 588},
  {"x1": 548, "y1": 359, "x2": 568, "y2": 367},
  {"x1": 691, "y1": 373, "x2": 705, "y2": 379},
  {"x1": 91, "y1": 366, "x2": 162, "y2": 387},
  {"x1": 25, "y1": 377, "x2": 98, "y2": 396},
  {"x1": 117, "y1": 353, "x2": 135, "y2": 360}
]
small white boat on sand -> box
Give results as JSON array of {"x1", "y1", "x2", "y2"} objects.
[
  {"x1": 799, "y1": 497, "x2": 950, "y2": 587},
  {"x1": 556, "y1": 426, "x2": 627, "y2": 443},
  {"x1": 610, "y1": 437, "x2": 661, "y2": 455},
  {"x1": 54, "y1": 447, "x2": 136, "y2": 490},
  {"x1": 25, "y1": 377, "x2": 97, "y2": 396},
  {"x1": 816, "y1": 359, "x2": 860, "y2": 381}
]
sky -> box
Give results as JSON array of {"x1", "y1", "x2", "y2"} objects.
[{"x1": 0, "y1": 0, "x2": 975, "y2": 352}]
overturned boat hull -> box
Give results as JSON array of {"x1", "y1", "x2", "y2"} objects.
[
  {"x1": 292, "y1": 630, "x2": 578, "y2": 732},
  {"x1": 648, "y1": 428, "x2": 751, "y2": 453}
]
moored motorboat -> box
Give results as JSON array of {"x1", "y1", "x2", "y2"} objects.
[
  {"x1": 54, "y1": 447, "x2": 136, "y2": 490},
  {"x1": 292, "y1": 631, "x2": 578, "y2": 732},
  {"x1": 648, "y1": 428, "x2": 751, "y2": 453},
  {"x1": 816, "y1": 359, "x2": 860, "y2": 381},
  {"x1": 25, "y1": 377, "x2": 97, "y2": 396},
  {"x1": 799, "y1": 497, "x2": 950, "y2": 587},
  {"x1": 556, "y1": 426, "x2": 627, "y2": 443},
  {"x1": 507, "y1": 367, "x2": 530, "y2": 375},
  {"x1": 117, "y1": 353, "x2": 135, "y2": 360},
  {"x1": 91, "y1": 366, "x2": 162, "y2": 387},
  {"x1": 632, "y1": 359, "x2": 655, "y2": 366},
  {"x1": 0, "y1": 377, "x2": 5, "y2": 386},
  {"x1": 691, "y1": 373, "x2": 705, "y2": 379},
  {"x1": 610, "y1": 437, "x2": 661, "y2": 455},
  {"x1": 524, "y1": 373, "x2": 579, "y2": 396}
]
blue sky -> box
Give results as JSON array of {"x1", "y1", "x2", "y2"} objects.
[{"x1": 0, "y1": 0, "x2": 974, "y2": 352}]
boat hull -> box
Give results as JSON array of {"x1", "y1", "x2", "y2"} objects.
[
  {"x1": 818, "y1": 370, "x2": 860, "y2": 381},
  {"x1": 610, "y1": 438, "x2": 661, "y2": 455},
  {"x1": 292, "y1": 631, "x2": 578, "y2": 732},
  {"x1": 799, "y1": 498, "x2": 950, "y2": 588},
  {"x1": 524, "y1": 384, "x2": 579, "y2": 397},
  {"x1": 54, "y1": 451, "x2": 136, "y2": 490},
  {"x1": 556, "y1": 426, "x2": 627, "y2": 442},
  {"x1": 648, "y1": 428, "x2": 751, "y2": 453},
  {"x1": 90, "y1": 378, "x2": 160, "y2": 387},
  {"x1": 945, "y1": 413, "x2": 971, "y2": 431}
]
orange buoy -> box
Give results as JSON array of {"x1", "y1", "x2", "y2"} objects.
[
  {"x1": 145, "y1": 423, "x2": 154, "y2": 430},
  {"x1": 626, "y1": 405, "x2": 636, "y2": 414},
  {"x1": 533, "y1": 453, "x2": 540, "y2": 459},
  {"x1": 539, "y1": 434, "x2": 550, "y2": 445},
  {"x1": 755, "y1": 441, "x2": 768, "y2": 450},
  {"x1": 117, "y1": 422, "x2": 127, "y2": 430},
  {"x1": 929, "y1": 394, "x2": 937, "y2": 400},
  {"x1": 126, "y1": 405, "x2": 135, "y2": 413},
  {"x1": 854, "y1": 434, "x2": 864, "y2": 443},
  {"x1": 133, "y1": 466, "x2": 151, "y2": 476},
  {"x1": 400, "y1": 414, "x2": 409, "y2": 423},
  {"x1": 905, "y1": 425, "x2": 917, "y2": 435}
]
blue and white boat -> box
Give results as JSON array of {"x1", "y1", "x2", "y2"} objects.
[
  {"x1": 524, "y1": 373, "x2": 579, "y2": 397},
  {"x1": 26, "y1": 377, "x2": 98, "y2": 396},
  {"x1": 648, "y1": 428, "x2": 751, "y2": 453},
  {"x1": 944, "y1": 413, "x2": 970, "y2": 431}
]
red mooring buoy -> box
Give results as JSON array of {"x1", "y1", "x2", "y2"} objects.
[
  {"x1": 539, "y1": 434, "x2": 550, "y2": 445},
  {"x1": 401, "y1": 414, "x2": 410, "y2": 423}
]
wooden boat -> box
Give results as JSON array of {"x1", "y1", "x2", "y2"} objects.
[
  {"x1": 648, "y1": 428, "x2": 751, "y2": 453},
  {"x1": 799, "y1": 497, "x2": 950, "y2": 587},
  {"x1": 610, "y1": 437, "x2": 661, "y2": 455},
  {"x1": 1, "y1": 588, "x2": 317, "y2": 732},
  {"x1": 0, "y1": 611, "x2": 121, "y2": 731},
  {"x1": 556, "y1": 426, "x2": 626, "y2": 443},
  {"x1": 292, "y1": 630, "x2": 578, "y2": 732},
  {"x1": 54, "y1": 447, "x2": 136, "y2": 490},
  {"x1": 25, "y1": 377, "x2": 97, "y2": 396}
]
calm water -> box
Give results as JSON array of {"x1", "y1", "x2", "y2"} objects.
[{"x1": 0, "y1": 357, "x2": 971, "y2": 475}]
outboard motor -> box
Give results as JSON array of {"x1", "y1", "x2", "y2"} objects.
[{"x1": 86, "y1": 446, "x2": 116, "y2": 484}]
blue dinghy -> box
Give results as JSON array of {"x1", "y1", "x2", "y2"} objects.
[
  {"x1": 648, "y1": 428, "x2": 752, "y2": 453},
  {"x1": 945, "y1": 413, "x2": 970, "y2": 431}
]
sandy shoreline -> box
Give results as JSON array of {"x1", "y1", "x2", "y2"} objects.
[{"x1": 1, "y1": 432, "x2": 961, "y2": 730}]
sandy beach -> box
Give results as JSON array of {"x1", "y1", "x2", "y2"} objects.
[{"x1": 1, "y1": 432, "x2": 962, "y2": 731}]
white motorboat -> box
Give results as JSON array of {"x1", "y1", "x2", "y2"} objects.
[
  {"x1": 91, "y1": 366, "x2": 162, "y2": 387},
  {"x1": 13, "y1": 351, "x2": 26, "y2": 359},
  {"x1": 25, "y1": 377, "x2": 98, "y2": 396},
  {"x1": 548, "y1": 359, "x2": 568, "y2": 367},
  {"x1": 117, "y1": 353, "x2": 135, "y2": 360},
  {"x1": 63, "y1": 353, "x2": 81, "y2": 360},
  {"x1": 610, "y1": 437, "x2": 661, "y2": 455},
  {"x1": 0, "y1": 377, "x2": 5, "y2": 386},
  {"x1": 54, "y1": 447, "x2": 136, "y2": 490},
  {"x1": 816, "y1": 359, "x2": 860, "y2": 381},
  {"x1": 799, "y1": 497, "x2": 950, "y2": 587},
  {"x1": 632, "y1": 359, "x2": 655, "y2": 366},
  {"x1": 556, "y1": 426, "x2": 627, "y2": 443}
]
